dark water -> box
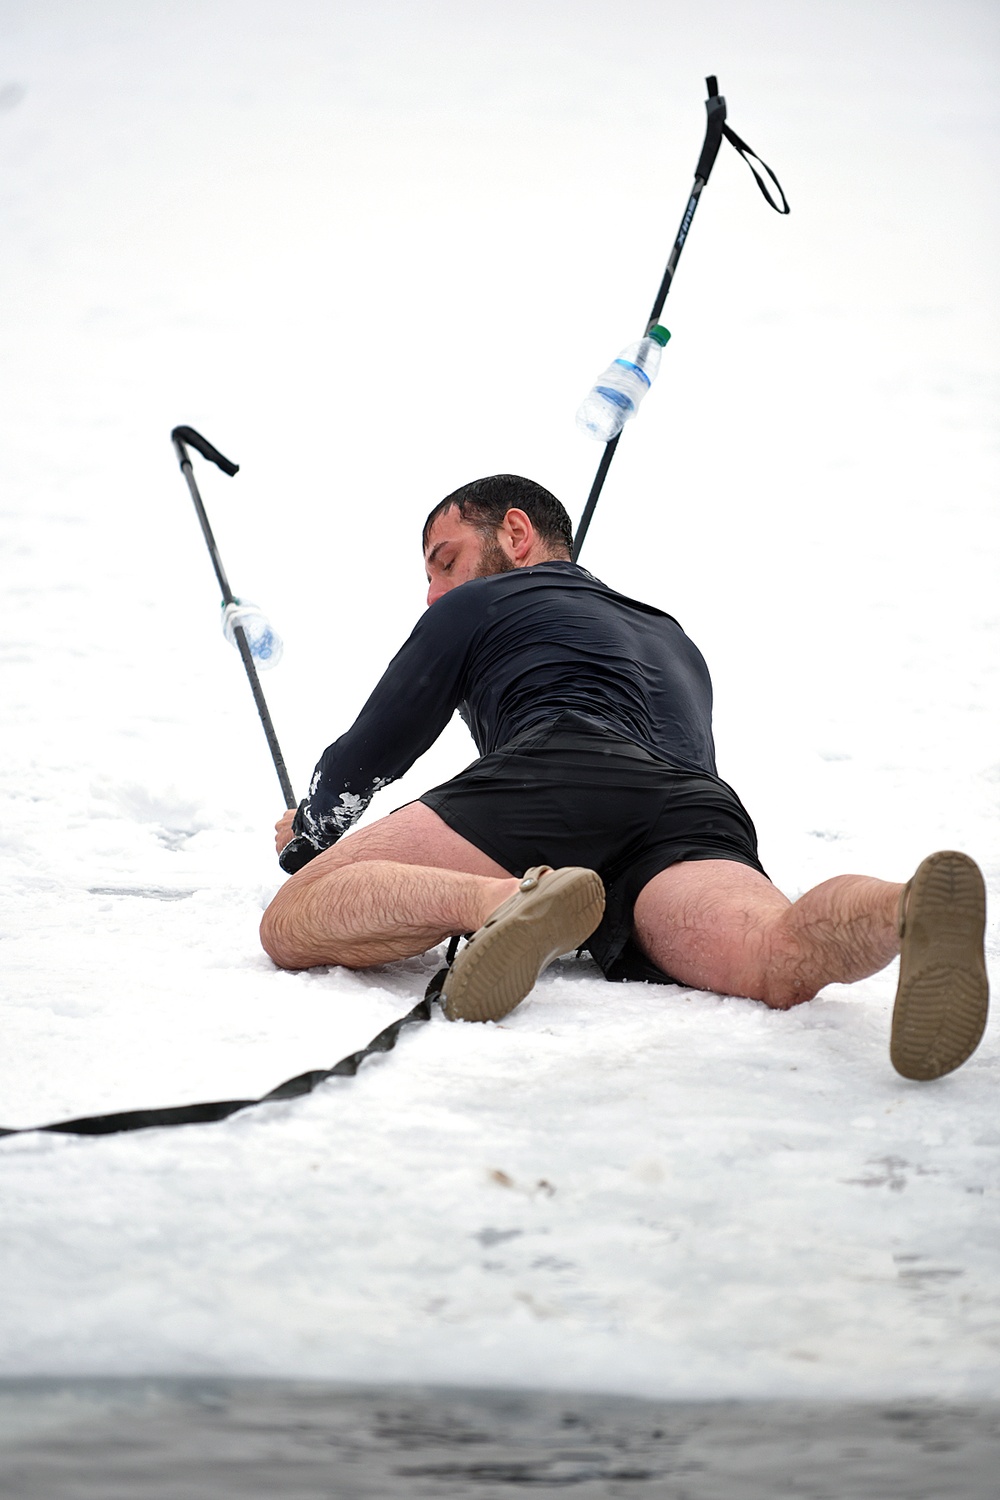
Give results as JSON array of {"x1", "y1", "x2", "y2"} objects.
[{"x1": 0, "y1": 1380, "x2": 997, "y2": 1499}]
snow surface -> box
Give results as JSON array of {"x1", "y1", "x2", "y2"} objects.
[{"x1": 1, "y1": 0, "x2": 998, "y2": 1399}]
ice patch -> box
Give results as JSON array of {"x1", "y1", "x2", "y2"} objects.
[{"x1": 87, "y1": 886, "x2": 197, "y2": 901}]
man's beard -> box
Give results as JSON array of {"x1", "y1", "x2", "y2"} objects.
[{"x1": 474, "y1": 532, "x2": 517, "y2": 579}]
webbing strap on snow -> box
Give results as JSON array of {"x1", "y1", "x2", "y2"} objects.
[
  {"x1": 0, "y1": 993, "x2": 437, "y2": 1141},
  {"x1": 572, "y1": 75, "x2": 790, "y2": 563},
  {"x1": 422, "y1": 935, "x2": 462, "y2": 1007}
]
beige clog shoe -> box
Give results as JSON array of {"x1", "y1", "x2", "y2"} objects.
[
  {"x1": 891, "y1": 850, "x2": 988, "y2": 1080},
  {"x1": 441, "y1": 865, "x2": 605, "y2": 1023}
]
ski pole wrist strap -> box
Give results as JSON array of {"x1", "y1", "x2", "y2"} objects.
[{"x1": 721, "y1": 122, "x2": 790, "y2": 214}]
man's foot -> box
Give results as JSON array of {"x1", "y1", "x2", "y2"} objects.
[
  {"x1": 441, "y1": 866, "x2": 605, "y2": 1023},
  {"x1": 891, "y1": 851, "x2": 989, "y2": 1080}
]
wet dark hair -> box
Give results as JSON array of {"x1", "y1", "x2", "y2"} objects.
[{"x1": 422, "y1": 474, "x2": 573, "y2": 557}]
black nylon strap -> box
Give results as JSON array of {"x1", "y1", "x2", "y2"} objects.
[
  {"x1": 422, "y1": 934, "x2": 462, "y2": 1007},
  {"x1": 722, "y1": 124, "x2": 790, "y2": 213},
  {"x1": 0, "y1": 994, "x2": 435, "y2": 1140}
]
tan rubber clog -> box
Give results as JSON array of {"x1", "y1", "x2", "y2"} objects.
[
  {"x1": 441, "y1": 865, "x2": 606, "y2": 1023},
  {"x1": 891, "y1": 850, "x2": 989, "y2": 1080}
]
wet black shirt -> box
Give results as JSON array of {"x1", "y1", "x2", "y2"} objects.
[{"x1": 282, "y1": 562, "x2": 716, "y2": 870}]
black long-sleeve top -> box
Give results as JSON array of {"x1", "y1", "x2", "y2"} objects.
[{"x1": 280, "y1": 561, "x2": 716, "y2": 871}]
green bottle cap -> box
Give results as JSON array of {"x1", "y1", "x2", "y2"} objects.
[{"x1": 648, "y1": 325, "x2": 671, "y2": 346}]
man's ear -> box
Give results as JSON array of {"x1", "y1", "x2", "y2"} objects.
[{"x1": 502, "y1": 508, "x2": 534, "y2": 560}]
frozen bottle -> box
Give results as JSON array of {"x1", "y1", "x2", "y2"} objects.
[
  {"x1": 575, "y1": 324, "x2": 671, "y2": 442},
  {"x1": 222, "y1": 600, "x2": 283, "y2": 670}
]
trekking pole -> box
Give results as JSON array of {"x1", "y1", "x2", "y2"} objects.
[
  {"x1": 171, "y1": 426, "x2": 297, "y2": 810},
  {"x1": 572, "y1": 75, "x2": 789, "y2": 561}
]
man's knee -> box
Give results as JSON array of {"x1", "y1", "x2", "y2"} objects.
[
  {"x1": 260, "y1": 844, "x2": 356, "y2": 969},
  {"x1": 260, "y1": 867, "x2": 341, "y2": 970},
  {"x1": 754, "y1": 915, "x2": 820, "y2": 1009},
  {"x1": 260, "y1": 890, "x2": 306, "y2": 970},
  {"x1": 756, "y1": 971, "x2": 819, "y2": 1010}
]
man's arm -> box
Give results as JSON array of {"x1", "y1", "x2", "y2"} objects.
[{"x1": 278, "y1": 594, "x2": 477, "y2": 872}]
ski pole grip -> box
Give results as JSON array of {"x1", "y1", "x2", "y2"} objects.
[
  {"x1": 694, "y1": 80, "x2": 727, "y2": 183},
  {"x1": 171, "y1": 426, "x2": 240, "y2": 477}
]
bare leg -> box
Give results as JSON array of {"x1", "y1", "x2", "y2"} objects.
[
  {"x1": 634, "y1": 859, "x2": 904, "y2": 1010},
  {"x1": 261, "y1": 802, "x2": 518, "y2": 970}
]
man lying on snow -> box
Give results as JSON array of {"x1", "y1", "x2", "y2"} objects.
[{"x1": 260, "y1": 474, "x2": 989, "y2": 1082}]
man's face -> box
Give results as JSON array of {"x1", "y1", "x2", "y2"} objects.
[{"x1": 423, "y1": 508, "x2": 515, "y2": 606}]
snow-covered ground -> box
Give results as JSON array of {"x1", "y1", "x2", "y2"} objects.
[{"x1": 1, "y1": 0, "x2": 998, "y2": 1399}]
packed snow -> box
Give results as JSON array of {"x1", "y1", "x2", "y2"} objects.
[{"x1": 1, "y1": 0, "x2": 998, "y2": 1400}]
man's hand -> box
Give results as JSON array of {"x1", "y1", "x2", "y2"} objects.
[
  {"x1": 275, "y1": 809, "x2": 297, "y2": 855},
  {"x1": 277, "y1": 804, "x2": 325, "y2": 874}
]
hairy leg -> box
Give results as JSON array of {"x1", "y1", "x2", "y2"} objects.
[
  {"x1": 261, "y1": 801, "x2": 518, "y2": 970},
  {"x1": 634, "y1": 859, "x2": 904, "y2": 1009}
]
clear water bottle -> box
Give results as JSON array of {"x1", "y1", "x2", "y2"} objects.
[
  {"x1": 576, "y1": 324, "x2": 671, "y2": 442},
  {"x1": 221, "y1": 599, "x2": 283, "y2": 670}
]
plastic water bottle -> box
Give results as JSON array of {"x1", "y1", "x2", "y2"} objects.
[
  {"x1": 576, "y1": 324, "x2": 671, "y2": 442},
  {"x1": 222, "y1": 599, "x2": 283, "y2": 670}
]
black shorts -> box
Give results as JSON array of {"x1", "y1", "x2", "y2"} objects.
[{"x1": 419, "y1": 712, "x2": 767, "y2": 985}]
